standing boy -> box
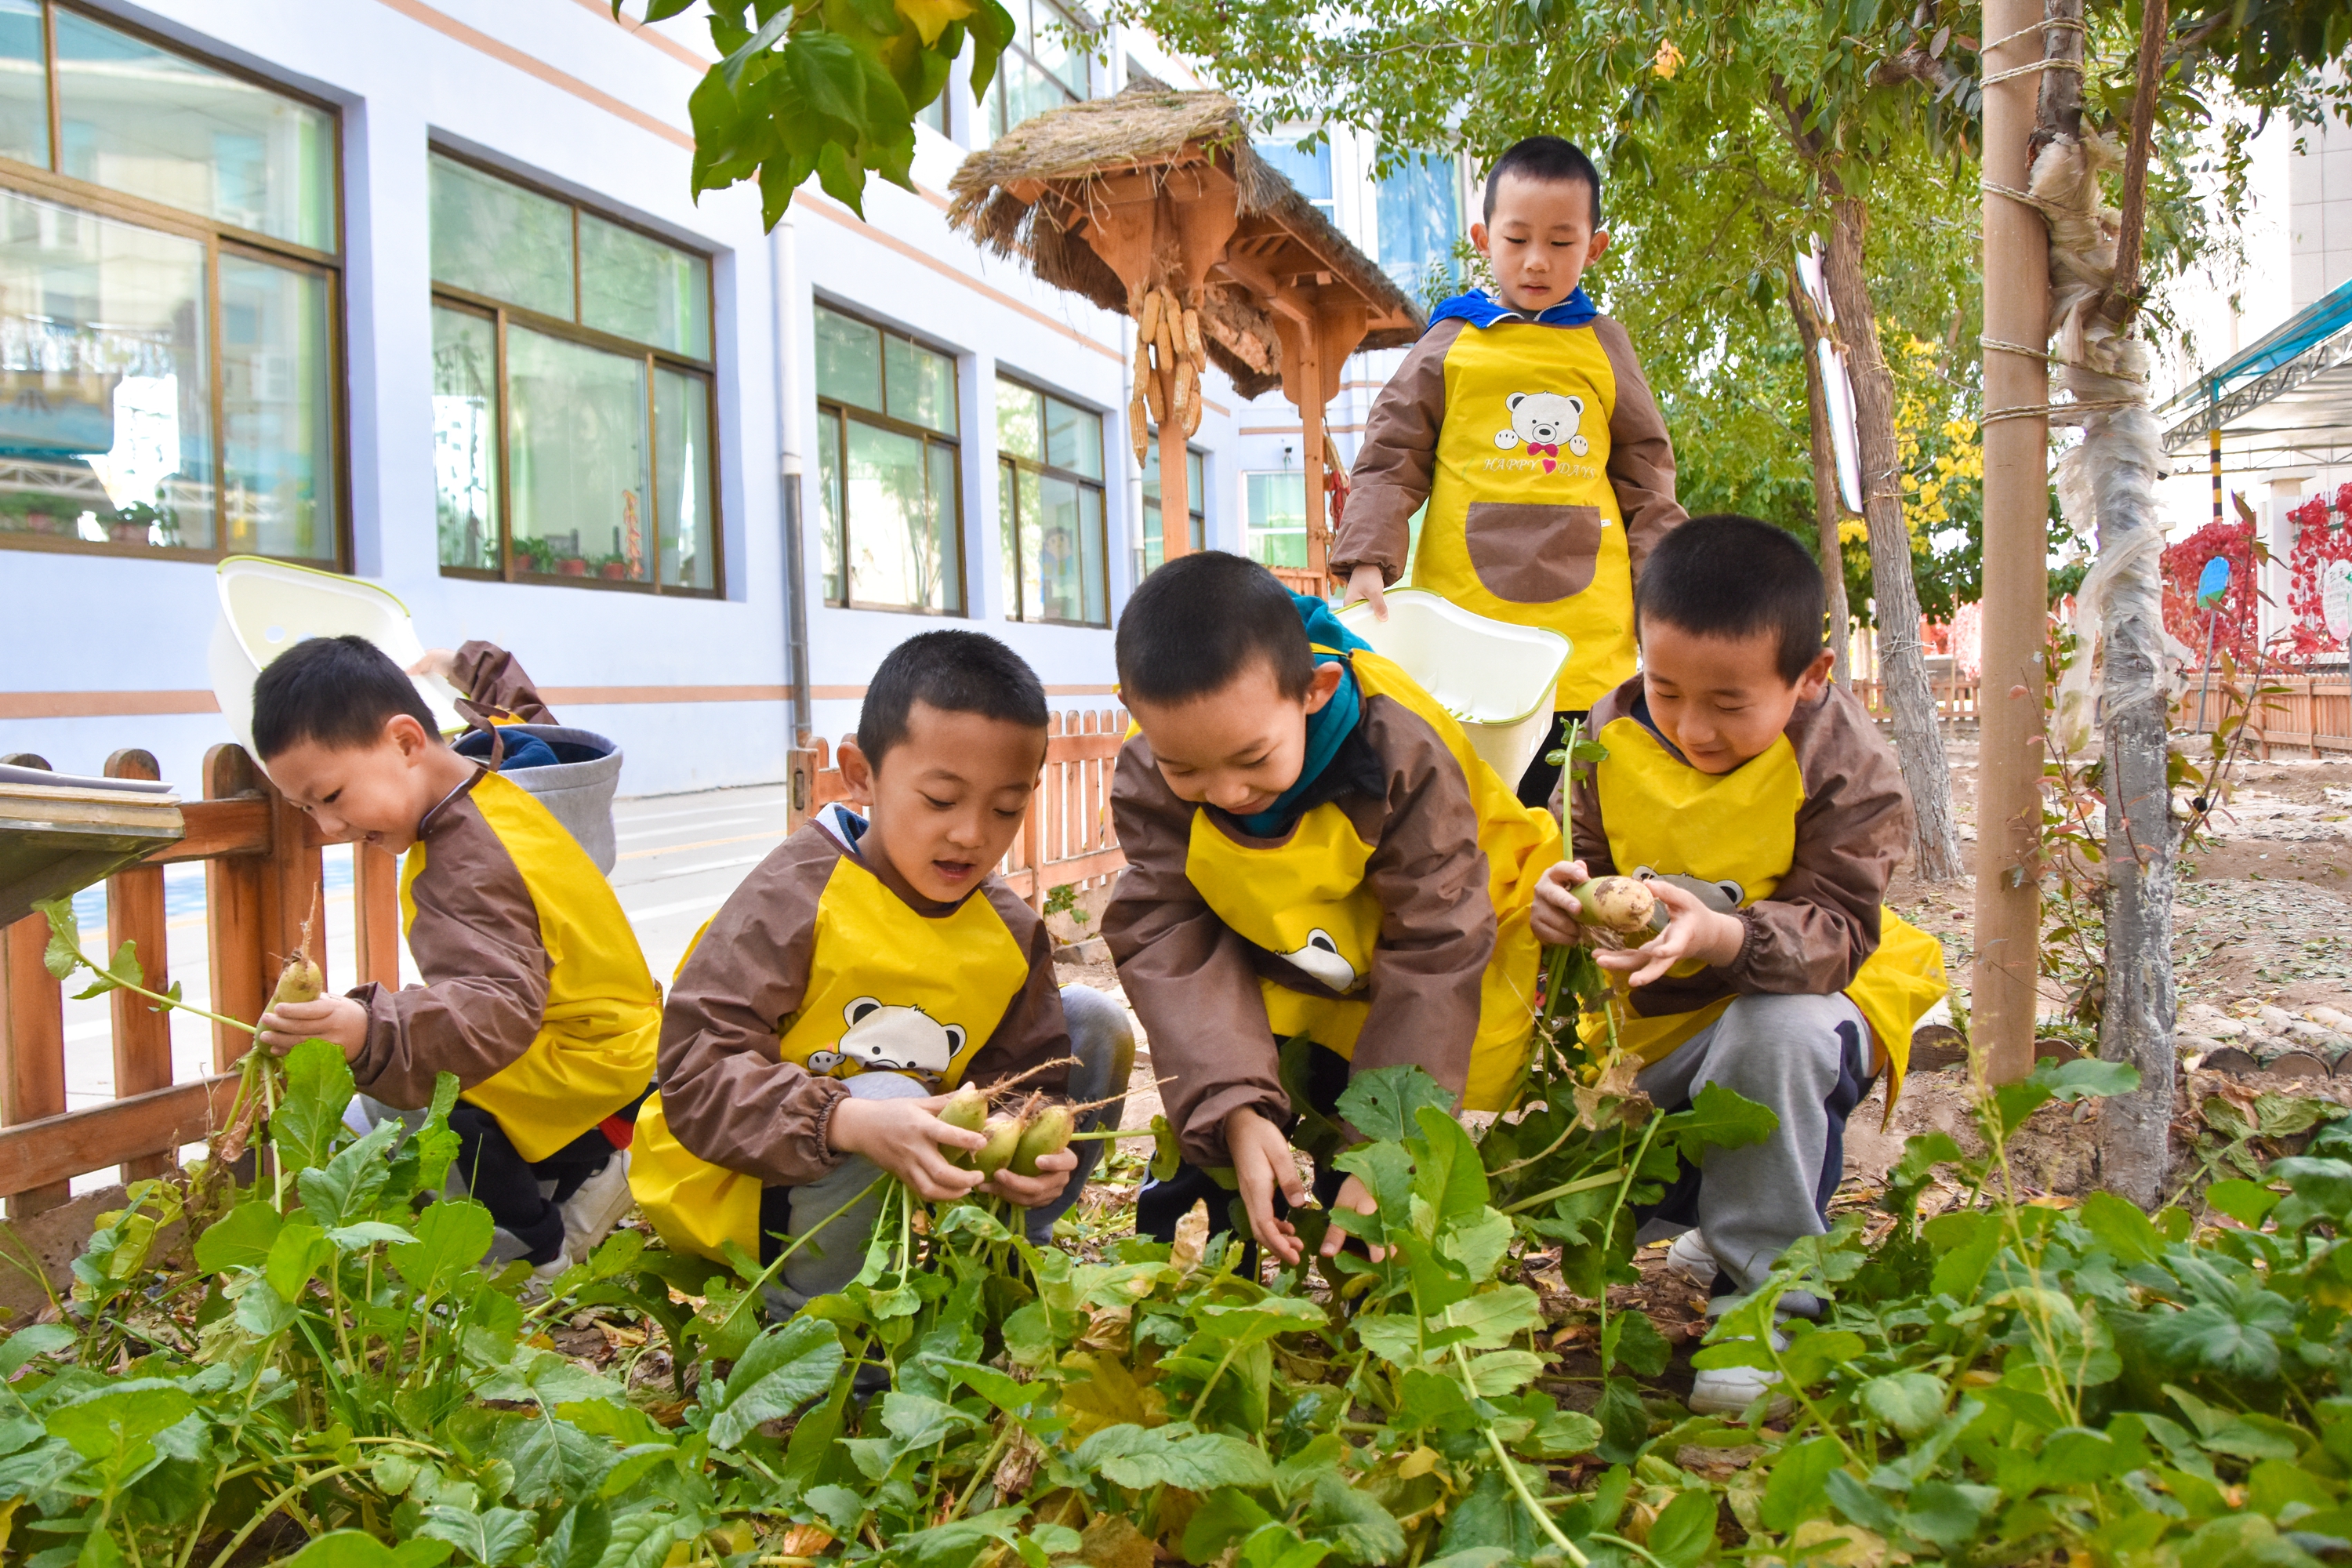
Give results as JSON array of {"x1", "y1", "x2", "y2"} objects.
[
  {"x1": 1105, "y1": 553, "x2": 1560, "y2": 1266},
  {"x1": 1336, "y1": 136, "x2": 1686, "y2": 808},
  {"x1": 254, "y1": 636, "x2": 658, "y2": 1279},
  {"x1": 632, "y1": 632, "x2": 1133, "y2": 1308},
  {"x1": 1530, "y1": 515, "x2": 1947, "y2": 1414}
]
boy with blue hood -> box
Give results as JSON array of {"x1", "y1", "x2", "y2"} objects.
[
  {"x1": 1335, "y1": 136, "x2": 1686, "y2": 808},
  {"x1": 1105, "y1": 554, "x2": 1560, "y2": 1265}
]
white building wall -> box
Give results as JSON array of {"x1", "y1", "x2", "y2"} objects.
[{"x1": 0, "y1": 0, "x2": 1278, "y2": 799}]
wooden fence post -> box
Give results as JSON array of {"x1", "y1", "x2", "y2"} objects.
[
  {"x1": 103, "y1": 750, "x2": 173, "y2": 1182},
  {"x1": 354, "y1": 845, "x2": 402, "y2": 988},
  {"x1": 0, "y1": 752, "x2": 67, "y2": 1216},
  {"x1": 202, "y1": 746, "x2": 269, "y2": 1073}
]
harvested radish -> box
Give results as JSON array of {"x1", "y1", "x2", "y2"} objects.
[
  {"x1": 1570, "y1": 874, "x2": 1664, "y2": 935},
  {"x1": 271, "y1": 891, "x2": 325, "y2": 1006},
  {"x1": 1011, "y1": 1103, "x2": 1073, "y2": 1177},
  {"x1": 975, "y1": 1115, "x2": 1023, "y2": 1178}
]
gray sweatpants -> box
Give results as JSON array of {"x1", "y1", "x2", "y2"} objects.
[
  {"x1": 1635, "y1": 991, "x2": 1871, "y2": 1297},
  {"x1": 770, "y1": 982, "x2": 1134, "y2": 1310}
]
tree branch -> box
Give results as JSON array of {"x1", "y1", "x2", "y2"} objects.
[{"x1": 2103, "y1": 0, "x2": 2169, "y2": 323}]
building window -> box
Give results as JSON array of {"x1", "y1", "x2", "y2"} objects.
[
  {"x1": 430, "y1": 151, "x2": 717, "y2": 593},
  {"x1": 996, "y1": 377, "x2": 1105, "y2": 626},
  {"x1": 0, "y1": 2, "x2": 342, "y2": 564},
  {"x1": 1142, "y1": 441, "x2": 1203, "y2": 573},
  {"x1": 1375, "y1": 150, "x2": 1461, "y2": 299},
  {"x1": 814, "y1": 303, "x2": 964, "y2": 615},
  {"x1": 1245, "y1": 471, "x2": 1307, "y2": 568},
  {"x1": 989, "y1": 0, "x2": 1091, "y2": 141},
  {"x1": 1252, "y1": 136, "x2": 1334, "y2": 223}
]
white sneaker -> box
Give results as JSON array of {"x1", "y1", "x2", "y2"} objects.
[
  {"x1": 559, "y1": 1150, "x2": 637, "y2": 1262},
  {"x1": 1664, "y1": 1229, "x2": 1719, "y2": 1290},
  {"x1": 1690, "y1": 1330, "x2": 1793, "y2": 1419},
  {"x1": 527, "y1": 1249, "x2": 575, "y2": 1287}
]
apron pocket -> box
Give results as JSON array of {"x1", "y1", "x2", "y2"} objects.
[{"x1": 1464, "y1": 503, "x2": 1604, "y2": 604}]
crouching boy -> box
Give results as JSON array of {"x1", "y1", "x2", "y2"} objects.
[
  {"x1": 1105, "y1": 552, "x2": 1562, "y2": 1266},
  {"x1": 1533, "y1": 514, "x2": 1947, "y2": 1413},
  {"x1": 254, "y1": 636, "x2": 659, "y2": 1279},
  {"x1": 630, "y1": 631, "x2": 1134, "y2": 1308}
]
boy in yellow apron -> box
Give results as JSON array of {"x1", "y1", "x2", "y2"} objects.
[
  {"x1": 1529, "y1": 515, "x2": 1947, "y2": 1414},
  {"x1": 254, "y1": 637, "x2": 659, "y2": 1282},
  {"x1": 1104, "y1": 553, "x2": 1562, "y2": 1269},
  {"x1": 1336, "y1": 135, "x2": 1686, "y2": 810},
  {"x1": 631, "y1": 631, "x2": 1133, "y2": 1309}
]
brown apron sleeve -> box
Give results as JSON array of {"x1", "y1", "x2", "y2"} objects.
[
  {"x1": 1101, "y1": 735, "x2": 1287, "y2": 1169},
  {"x1": 450, "y1": 641, "x2": 559, "y2": 725},
  {"x1": 656, "y1": 831, "x2": 851, "y2": 1186},
  {"x1": 971, "y1": 885, "x2": 1076, "y2": 1098},
  {"x1": 1345, "y1": 698, "x2": 1496, "y2": 1096},
  {"x1": 347, "y1": 793, "x2": 549, "y2": 1108},
  {"x1": 1592, "y1": 318, "x2": 1686, "y2": 583},
  {"x1": 1330, "y1": 320, "x2": 1465, "y2": 585},
  {"x1": 1724, "y1": 685, "x2": 1910, "y2": 994}
]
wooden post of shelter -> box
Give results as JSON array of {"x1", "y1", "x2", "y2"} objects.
[
  {"x1": 1974, "y1": 0, "x2": 2054, "y2": 1086},
  {"x1": 945, "y1": 90, "x2": 1421, "y2": 589}
]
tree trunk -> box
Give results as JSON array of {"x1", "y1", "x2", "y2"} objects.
[
  {"x1": 2069, "y1": 0, "x2": 2176, "y2": 1207},
  {"x1": 1788, "y1": 281, "x2": 1855, "y2": 688},
  {"x1": 1820, "y1": 196, "x2": 1969, "y2": 881}
]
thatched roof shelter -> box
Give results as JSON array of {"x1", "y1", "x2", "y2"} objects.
[{"x1": 948, "y1": 89, "x2": 1421, "y2": 401}]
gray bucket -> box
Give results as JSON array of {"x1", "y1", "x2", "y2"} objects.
[{"x1": 452, "y1": 724, "x2": 622, "y2": 873}]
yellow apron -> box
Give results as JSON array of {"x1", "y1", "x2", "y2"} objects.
[
  {"x1": 1588, "y1": 714, "x2": 1947, "y2": 1108},
  {"x1": 1180, "y1": 648, "x2": 1563, "y2": 1111},
  {"x1": 630, "y1": 849, "x2": 1033, "y2": 1262},
  {"x1": 1415, "y1": 321, "x2": 1635, "y2": 710},
  {"x1": 408, "y1": 771, "x2": 662, "y2": 1163}
]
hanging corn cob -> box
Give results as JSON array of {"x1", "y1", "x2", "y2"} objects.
[{"x1": 1127, "y1": 281, "x2": 1214, "y2": 461}]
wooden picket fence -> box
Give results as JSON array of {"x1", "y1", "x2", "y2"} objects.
[
  {"x1": 2244, "y1": 674, "x2": 2352, "y2": 757},
  {"x1": 799, "y1": 707, "x2": 1130, "y2": 908},
  {"x1": 1849, "y1": 678, "x2": 1982, "y2": 722},
  {"x1": 0, "y1": 744, "x2": 401, "y2": 1213}
]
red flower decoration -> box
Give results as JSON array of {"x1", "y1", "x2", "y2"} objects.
[{"x1": 2160, "y1": 519, "x2": 2259, "y2": 665}]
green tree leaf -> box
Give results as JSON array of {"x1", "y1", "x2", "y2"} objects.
[
  {"x1": 544, "y1": 1500, "x2": 610, "y2": 1568},
  {"x1": 706, "y1": 1316, "x2": 845, "y2": 1449},
  {"x1": 2205, "y1": 1178, "x2": 2281, "y2": 1229},
  {"x1": 1642, "y1": 1486, "x2": 1719, "y2": 1568},
  {"x1": 265, "y1": 1221, "x2": 335, "y2": 1303},
  {"x1": 283, "y1": 1534, "x2": 455, "y2": 1568},
  {"x1": 1304, "y1": 1471, "x2": 1405, "y2": 1564}
]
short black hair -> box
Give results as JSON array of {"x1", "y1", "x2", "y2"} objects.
[
  {"x1": 858, "y1": 630, "x2": 1049, "y2": 768},
  {"x1": 251, "y1": 635, "x2": 437, "y2": 760},
  {"x1": 1116, "y1": 551, "x2": 1315, "y2": 706},
  {"x1": 1483, "y1": 135, "x2": 1601, "y2": 228},
  {"x1": 1635, "y1": 515, "x2": 1827, "y2": 684}
]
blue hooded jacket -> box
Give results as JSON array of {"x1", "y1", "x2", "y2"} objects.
[{"x1": 1425, "y1": 285, "x2": 1598, "y2": 334}]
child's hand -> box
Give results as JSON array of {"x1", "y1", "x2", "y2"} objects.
[
  {"x1": 1316, "y1": 1172, "x2": 1387, "y2": 1262},
  {"x1": 258, "y1": 996, "x2": 368, "y2": 1058},
  {"x1": 1342, "y1": 564, "x2": 1389, "y2": 622},
  {"x1": 1599, "y1": 878, "x2": 1746, "y2": 987},
  {"x1": 1224, "y1": 1107, "x2": 1308, "y2": 1265},
  {"x1": 1530, "y1": 860, "x2": 1592, "y2": 946},
  {"x1": 985, "y1": 1148, "x2": 1078, "y2": 1209},
  {"x1": 828, "y1": 1094, "x2": 987, "y2": 1202},
  {"x1": 407, "y1": 648, "x2": 459, "y2": 685}
]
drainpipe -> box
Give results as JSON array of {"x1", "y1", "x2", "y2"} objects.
[{"x1": 774, "y1": 211, "x2": 817, "y2": 821}]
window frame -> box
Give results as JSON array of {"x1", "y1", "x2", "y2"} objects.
[
  {"x1": 429, "y1": 145, "x2": 722, "y2": 597},
  {"x1": 812, "y1": 301, "x2": 967, "y2": 619},
  {"x1": 995, "y1": 374, "x2": 1107, "y2": 628},
  {"x1": 0, "y1": 0, "x2": 350, "y2": 569},
  {"x1": 1243, "y1": 467, "x2": 1312, "y2": 569},
  {"x1": 988, "y1": 0, "x2": 1093, "y2": 142}
]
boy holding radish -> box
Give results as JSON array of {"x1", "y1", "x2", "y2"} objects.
[
  {"x1": 632, "y1": 631, "x2": 1132, "y2": 1309},
  {"x1": 252, "y1": 636, "x2": 658, "y2": 1282},
  {"x1": 1530, "y1": 514, "x2": 1947, "y2": 1414}
]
